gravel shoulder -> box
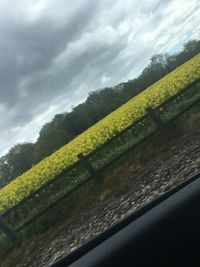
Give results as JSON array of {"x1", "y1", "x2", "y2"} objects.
[{"x1": 2, "y1": 129, "x2": 200, "y2": 267}]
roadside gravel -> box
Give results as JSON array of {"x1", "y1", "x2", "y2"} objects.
[{"x1": 2, "y1": 129, "x2": 200, "y2": 267}]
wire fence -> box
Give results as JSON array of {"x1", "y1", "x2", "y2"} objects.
[{"x1": 0, "y1": 78, "x2": 200, "y2": 247}]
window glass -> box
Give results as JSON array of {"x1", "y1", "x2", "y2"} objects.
[{"x1": 0, "y1": 1, "x2": 199, "y2": 266}]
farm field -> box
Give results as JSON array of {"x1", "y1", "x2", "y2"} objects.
[
  {"x1": 0, "y1": 53, "x2": 200, "y2": 216},
  {"x1": 0, "y1": 53, "x2": 199, "y2": 259},
  {"x1": 1, "y1": 81, "x2": 199, "y2": 243},
  {"x1": 1, "y1": 110, "x2": 200, "y2": 266}
]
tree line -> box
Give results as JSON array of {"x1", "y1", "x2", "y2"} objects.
[{"x1": 0, "y1": 39, "x2": 200, "y2": 188}]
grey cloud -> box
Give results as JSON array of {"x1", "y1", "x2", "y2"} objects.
[
  {"x1": 0, "y1": 0, "x2": 98, "y2": 108},
  {"x1": 0, "y1": 0, "x2": 199, "y2": 156}
]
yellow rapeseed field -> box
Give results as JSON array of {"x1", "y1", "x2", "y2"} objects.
[{"x1": 0, "y1": 53, "x2": 200, "y2": 214}]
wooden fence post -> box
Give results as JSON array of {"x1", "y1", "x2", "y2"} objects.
[
  {"x1": 0, "y1": 216, "x2": 21, "y2": 246},
  {"x1": 146, "y1": 107, "x2": 164, "y2": 128},
  {"x1": 78, "y1": 154, "x2": 98, "y2": 178}
]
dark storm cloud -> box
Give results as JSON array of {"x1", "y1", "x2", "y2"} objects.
[
  {"x1": 0, "y1": 0, "x2": 199, "y2": 155},
  {"x1": 0, "y1": 0, "x2": 99, "y2": 108}
]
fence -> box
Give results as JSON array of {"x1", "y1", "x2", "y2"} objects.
[{"x1": 0, "y1": 78, "x2": 200, "y2": 246}]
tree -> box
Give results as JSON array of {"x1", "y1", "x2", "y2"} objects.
[
  {"x1": 33, "y1": 125, "x2": 69, "y2": 163},
  {"x1": 0, "y1": 143, "x2": 34, "y2": 187},
  {"x1": 183, "y1": 39, "x2": 200, "y2": 56}
]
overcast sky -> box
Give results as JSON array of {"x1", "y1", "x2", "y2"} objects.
[{"x1": 0, "y1": 0, "x2": 199, "y2": 156}]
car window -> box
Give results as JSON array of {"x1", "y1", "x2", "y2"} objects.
[{"x1": 0, "y1": 1, "x2": 200, "y2": 266}]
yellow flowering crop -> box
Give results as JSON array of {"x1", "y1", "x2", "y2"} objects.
[{"x1": 0, "y1": 53, "x2": 200, "y2": 214}]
